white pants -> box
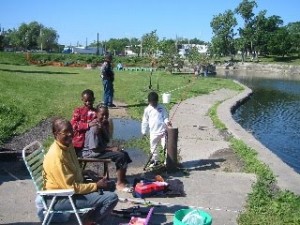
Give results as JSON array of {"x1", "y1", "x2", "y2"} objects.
[{"x1": 150, "y1": 133, "x2": 166, "y2": 161}]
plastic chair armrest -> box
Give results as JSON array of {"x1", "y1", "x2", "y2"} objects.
[{"x1": 37, "y1": 189, "x2": 75, "y2": 196}]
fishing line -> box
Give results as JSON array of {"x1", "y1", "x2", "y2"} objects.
[{"x1": 118, "y1": 197, "x2": 242, "y2": 214}]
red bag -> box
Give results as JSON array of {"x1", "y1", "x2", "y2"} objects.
[{"x1": 134, "y1": 181, "x2": 168, "y2": 198}]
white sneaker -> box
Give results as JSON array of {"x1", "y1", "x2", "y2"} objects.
[{"x1": 148, "y1": 160, "x2": 159, "y2": 168}]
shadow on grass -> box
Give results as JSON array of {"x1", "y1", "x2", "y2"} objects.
[
  {"x1": 0, "y1": 68, "x2": 78, "y2": 75},
  {"x1": 122, "y1": 103, "x2": 148, "y2": 108}
]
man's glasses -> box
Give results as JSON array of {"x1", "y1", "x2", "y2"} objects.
[{"x1": 58, "y1": 131, "x2": 74, "y2": 136}]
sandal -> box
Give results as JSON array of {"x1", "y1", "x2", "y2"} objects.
[{"x1": 117, "y1": 186, "x2": 133, "y2": 193}]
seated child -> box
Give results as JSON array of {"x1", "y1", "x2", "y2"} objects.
[{"x1": 82, "y1": 104, "x2": 133, "y2": 192}]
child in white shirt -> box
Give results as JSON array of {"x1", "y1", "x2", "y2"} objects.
[{"x1": 141, "y1": 92, "x2": 172, "y2": 167}]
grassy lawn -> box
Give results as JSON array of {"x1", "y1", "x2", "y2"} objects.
[{"x1": 0, "y1": 63, "x2": 241, "y2": 144}]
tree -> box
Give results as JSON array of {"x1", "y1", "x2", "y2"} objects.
[
  {"x1": 286, "y1": 22, "x2": 300, "y2": 56},
  {"x1": 106, "y1": 38, "x2": 130, "y2": 55},
  {"x1": 235, "y1": 0, "x2": 257, "y2": 57},
  {"x1": 37, "y1": 27, "x2": 59, "y2": 52},
  {"x1": 158, "y1": 38, "x2": 181, "y2": 72},
  {"x1": 210, "y1": 10, "x2": 237, "y2": 56},
  {"x1": 254, "y1": 13, "x2": 284, "y2": 56},
  {"x1": 268, "y1": 27, "x2": 291, "y2": 57},
  {"x1": 2, "y1": 21, "x2": 59, "y2": 51},
  {"x1": 141, "y1": 30, "x2": 159, "y2": 57},
  {"x1": 186, "y1": 46, "x2": 202, "y2": 67},
  {"x1": 189, "y1": 38, "x2": 206, "y2": 45}
]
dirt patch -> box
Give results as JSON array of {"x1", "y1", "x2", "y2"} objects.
[{"x1": 209, "y1": 148, "x2": 245, "y2": 172}]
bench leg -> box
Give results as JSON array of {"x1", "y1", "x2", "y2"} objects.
[{"x1": 104, "y1": 162, "x2": 109, "y2": 180}]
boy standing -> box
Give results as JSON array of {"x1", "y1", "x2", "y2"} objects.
[
  {"x1": 101, "y1": 54, "x2": 115, "y2": 107},
  {"x1": 71, "y1": 89, "x2": 98, "y2": 156},
  {"x1": 141, "y1": 91, "x2": 172, "y2": 167}
]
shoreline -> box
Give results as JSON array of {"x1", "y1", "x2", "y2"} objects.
[
  {"x1": 215, "y1": 62, "x2": 300, "y2": 80},
  {"x1": 217, "y1": 81, "x2": 300, "y2": 195}
]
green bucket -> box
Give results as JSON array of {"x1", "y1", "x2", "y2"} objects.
[{"x1": 173, "y1": 208, "x2": 212, "y2": 225}]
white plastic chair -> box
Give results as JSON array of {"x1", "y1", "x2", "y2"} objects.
[{"x1": 22, "y1": 141, "x2": 94, "y2": 225}]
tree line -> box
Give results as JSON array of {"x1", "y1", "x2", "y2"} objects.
[
  {"x1": 1, "y1": 0, "x2": 299, "y2": 61},
  {"x1": 210, "y1": 0, "x2": 300, "y2": 59}
]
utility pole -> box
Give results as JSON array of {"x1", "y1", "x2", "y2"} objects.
[
  {"x1": 96, "y1": 33, "x2": 100, "y2": 55},
  {"x1": 40, "y1": 29, "x2": 43, "y2": 51}
]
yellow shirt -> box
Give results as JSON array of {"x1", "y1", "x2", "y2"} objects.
[{"x1": 43, "y1": 140, "x2": 97, "y2": 194}]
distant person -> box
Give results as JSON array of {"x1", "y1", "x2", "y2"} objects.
[
  {"x1": 194, "y1": 64, "x2": 200, "y2": 77},
  {"x1": 43, "y1": 117, "x2": 118, "y2": 225},
  {"x1": 117, "y1": 62, "x2": 123, "y2": 71},
  {"x1": 101, "y1": 54, "x2": 116, "y2": 107},
  {"x1": 82, "y1": 104, "x2": 133, "y2": 193},
  {"x1": 141, "y1": 91, "x2": 172, "y2": 167},
  {"x1": 71, "y1": 89, "x2": 97, "y2": 157}
]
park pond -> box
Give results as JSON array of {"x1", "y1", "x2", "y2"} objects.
[{"x1": 219, "y1": 70, "x2": 300, "y2": 174}]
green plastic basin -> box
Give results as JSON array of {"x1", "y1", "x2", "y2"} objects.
[{"x1": 173, "y1": 208, "x2": 212, "y2": 225}]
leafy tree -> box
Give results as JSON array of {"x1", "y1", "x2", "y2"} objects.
[
  {"x1": 141, "y1": 30, "x2": 159, "y2": 57},
  {"x1": 37, "y1": 27, "x2": 59, "y2": 52},
  {"x1": 268, "y1": 27, "x2": 291, "y2": 57},
  {"x1": 106, "y1": 38, "x2": 130, "y2": 55},
  {"x1": 286, "y1": 22, "x2": 300, "y2": 56},
  {"x1": 186, "y1": 46, "x2": 202, "y2": 67},
  {"x1": 158, "y1": 38, "x2": 180, "y2": 72},
  {"x1": 210, "y1": 10, "x2": 237, "y2": 56},
  {"x1": 235, "y1": 0, "x2": 257, "y2": 57},
  {"x1": 2, "y1": 21, "x2": 59, "y2": 51},
  {"x1": 189, "y1": 38, "x2": 206, "y2": 45},
  {"x1": 254, "y1": 13, "x2": 284, "y2": 56}
]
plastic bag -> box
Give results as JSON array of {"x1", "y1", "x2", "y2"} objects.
[{"x1": 182, "y1": 210, "x2": 204, "y2": 225}]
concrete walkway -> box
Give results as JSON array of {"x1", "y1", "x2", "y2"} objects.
[{"x1": 117, "y1": 88, "x2": 257, "y2": 225}]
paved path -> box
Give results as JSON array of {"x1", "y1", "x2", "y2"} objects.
[{"x1": 117, "y1": 88, "x2": 256, "y2": 225}]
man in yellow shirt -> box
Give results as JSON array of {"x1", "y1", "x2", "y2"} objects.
[{"x1": 43, "y1": 117, "x2": 118, "y2": 224}]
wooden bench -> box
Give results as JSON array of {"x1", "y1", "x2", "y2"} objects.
[{"x1": 78, "y1": 157, "x2": 112, "y2": 179}]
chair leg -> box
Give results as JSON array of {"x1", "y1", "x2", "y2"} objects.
[
  {"x1": 68, "y1": 195, "x2": 83, "y2": 225},
  {"x1": 43, "y1": 196, "x2": 57, "y2": 225}
]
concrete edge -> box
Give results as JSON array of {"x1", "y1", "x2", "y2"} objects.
[{"x1": 217, "y1": 81, "x2": 300, "y2": 195}]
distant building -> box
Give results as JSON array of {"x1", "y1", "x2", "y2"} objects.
[
  {"x1": 124, "y1": 45, "x2": 138, "y2": 56},
  {"x1": 178, "y1": 44, "x2": 208, "y2": 57},
  {"x1": 62, "y1": 46, "x2": 104, "y2": 55}
]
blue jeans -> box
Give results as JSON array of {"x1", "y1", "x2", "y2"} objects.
[
  {"x1": 102, "y1": 79, "x2": 114, "y2": 106},
  {"x1": 46, "y1": 191, "x2": 118, "y2": 224}
]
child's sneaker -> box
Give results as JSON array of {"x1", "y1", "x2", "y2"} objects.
[{"x1": 148, "y1": 160, "x2": 159, "y2": 168}]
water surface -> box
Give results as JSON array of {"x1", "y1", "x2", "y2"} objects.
[{"x1": 220, "y1": 71, "x2": 300, "y2": 173}]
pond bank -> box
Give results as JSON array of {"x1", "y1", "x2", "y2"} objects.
[{"x1": 216, "y1": 62, "x2": 300, "y2": 79}]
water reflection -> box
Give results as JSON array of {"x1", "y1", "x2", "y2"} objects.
[
  {"x1": 218, "y1": 70, "x2": 300, "y2": 173},
  {"x1": 112, "y1": 118, "x2": 142, "y2": 141}
]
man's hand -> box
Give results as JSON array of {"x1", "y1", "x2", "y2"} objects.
[
  {"x1": 83, "y1": 170, "x2": 99, "y2": 181},
  {"x1": 96, "y1": 178, "x2": 108, "y2": 189}
]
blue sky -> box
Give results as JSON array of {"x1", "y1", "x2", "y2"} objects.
[{"x1": 1, "y1": 0, "x2": 299, "y2": 46}]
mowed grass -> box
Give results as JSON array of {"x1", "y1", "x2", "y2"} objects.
[{"x1": 0, "y1": 63, "x2": 242, "y2": 143}]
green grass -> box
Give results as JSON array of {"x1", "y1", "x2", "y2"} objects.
[
  {"x1": 208, "y1": 102, "x2": 300, "y2": 225},
  {"x1": 0, "y1": 62, "x2": 241, "y2": 144}
]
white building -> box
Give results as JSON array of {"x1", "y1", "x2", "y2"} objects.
[
  {"x1": 63, "y1": 46, "x2": 104, "y2": 55},
  {"x1": 178, "y1": 44, "x2": 208, "y2": 57},
  {"x1": 124, "y1": 46, "x2": 138, "y2": 56}
]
